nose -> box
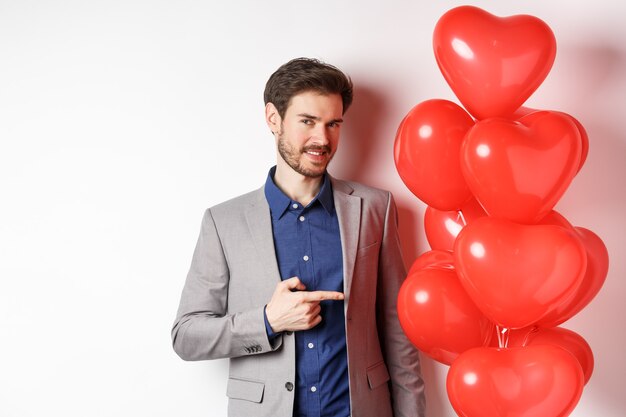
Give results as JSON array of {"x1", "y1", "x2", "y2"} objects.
[{"x1": 313, "y1": 124, "x2": 330, "y2": 145}]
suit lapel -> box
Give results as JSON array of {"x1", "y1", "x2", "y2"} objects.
[
  {"x1": 244, "y1": 179, "x2": 363, "y2": 302},
  {"x1": 331, "y1": 178, "x2": 362, "y2": 306},
  {"x1": 245, "y1": 188, "x2": 282, "y2": 287}
]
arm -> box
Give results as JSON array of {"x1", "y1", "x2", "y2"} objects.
[
  {"x1": 171, "y1": 208, "x2": 277, "y2": 361},
  {"x1": 171, "y1": 208, "x2": 343, "y2": 361},
  {"x1": 377, "y1": 193, "x2": 426, "y2": 417}
]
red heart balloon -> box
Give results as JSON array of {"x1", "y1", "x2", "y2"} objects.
[
  {"x1": 394, "y1": 99, "x2": 474, "y2": 210},
  {"x1": 461, "y1": 111, "x2": 582, "y2": 224},
  {"x1": 434, "y1": 6, "x2": 556, "y2": 120},
  {"x1": 398, "y1": 261, "x2": 493, "y2": 365},
  {"x1": 454, "y1": 217, "x2": 586, "y2": 328},
  {"x1": 425, "y1": 201, "x2": 573, "y2": 252},
  {"x1": 539, "y1": 209, "x2": 574, "y2": 229},
  {"x1": 537, "y1": 227, "x2": 609, "y2": 327},
  {"x1": 407, "y1": 249, "x2": 455, "y2": 274},
  {"x1": 424, "y1": 198, "x2": 486, "y2": 251},
  {"x1": 499, "y1": 326, "x2": 594, "y2": 385},
  {"x1": 447, "y1": 346, "x2": 584, "y2": 417},
  {"x1": 515, "y1": 107, "x2": 589, "y2": 173}
]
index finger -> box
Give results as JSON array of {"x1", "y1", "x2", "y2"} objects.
[{"x1": 301, "y1": 291, "x2": 345, "y2": 302}]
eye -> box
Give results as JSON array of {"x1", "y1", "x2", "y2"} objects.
[
  {"x1": 301, "y1": 119, "x2": 313, "y2": 125},
  {"x1": 328, "y1": 121, "x2": 340, "y2": 128}
]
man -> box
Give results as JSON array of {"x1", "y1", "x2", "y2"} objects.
[{"x1": 172, "y1": 58, "x2": 425, "y2": 417}]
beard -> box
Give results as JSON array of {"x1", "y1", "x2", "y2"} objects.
[{"x1": 277, "y1": 132, "x2": 332, "y2": 178}]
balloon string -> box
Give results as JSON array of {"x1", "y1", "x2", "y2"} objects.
[
  {"x1": 457, "y1": 210, "x2": 467, "y2": 226},
  {"x1": 521, "y1": 326, "x2": 539, "y2": 347},
  {"x1": 495, "y1": 325, "x2": 509, "y2": 348}
]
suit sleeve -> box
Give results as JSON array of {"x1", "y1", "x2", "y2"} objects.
[
  {"x1": 171, "y1": 208, "x2": 281, "y2": 361},
  {"x1": 377, "y1": 193, "x2": 426, "y2": 417}
]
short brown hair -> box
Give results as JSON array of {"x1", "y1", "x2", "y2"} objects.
[{"x1": 264, "y1": 57, "x2": 353, "y2": 118}]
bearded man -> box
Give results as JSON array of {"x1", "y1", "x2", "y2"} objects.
[{"x1": 172, "y1": 57, "x2": 426, "y2": 417}]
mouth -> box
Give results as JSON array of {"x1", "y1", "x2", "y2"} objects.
[
  {"x1": 303, "y1": 147, "x2": 331, "y2": 164},
  {"x1": 303, "y1": 146, "x2": 331, "y2": 156}
]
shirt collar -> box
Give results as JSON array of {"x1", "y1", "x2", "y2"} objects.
[{"x1": 264, "y1": 166, "x2": 335, "y2": 220}]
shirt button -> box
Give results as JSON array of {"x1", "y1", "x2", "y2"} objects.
[
  {"x1": 303, "y1": 255, "x2": 309, "y2": 261},
  {"x1": 307, "y1": 342, "x2": 314, "y2": 349},
  {"x1": 292, "y1": 204, "x2": 298, "y2": 209},
  {"x1": 310, "y1": 386, "x2": 317, "y2": 393},
  {"x1": 299, "y1": 215, "x2": 305, "y2": 222},
  {"x1": 285, "y1": 382, "x2": 294, "y2": 391}
]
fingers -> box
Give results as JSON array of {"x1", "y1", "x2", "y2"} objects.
[
  {"x1": 281, "y1": 276, "x2": 306, "y2": 291},
  {"x1": 301, "y1": 290, "x2": 345, "y2": 302},
  {"x1": 309, "y1": 303, "x2": 322, "y2": 317},
  {"x1": 309, "y1": 314, "x2": 322, "y2": 328},
  {"x1": 304, "y1": 304, "x2": 322, "y2": 328},
  {"x1": 279, "y1": 279, "x2": 343, "y2": 301},
  {"x1": 267, "y1": 280, "x2": 343, "y2": 332}
]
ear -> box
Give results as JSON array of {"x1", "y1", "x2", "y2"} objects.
[{"x1": 265, "y1": 102, "x2": 281, "y2": 134}]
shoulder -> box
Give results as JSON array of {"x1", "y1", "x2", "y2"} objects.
[
  {"x1": 204, "y1": 186, "x2": 267, "y2": 221},
  {"x1": 331, "y1": 177, "x2": 392, "y2": 206}
]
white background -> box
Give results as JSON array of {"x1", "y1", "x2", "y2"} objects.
[{"x1": 1, "y1": 1, "x2": 624, "y2": 416}]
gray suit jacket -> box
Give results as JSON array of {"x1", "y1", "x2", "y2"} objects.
[{"x1": 172, "y1": 177, "x2": 425, "y2": 417}]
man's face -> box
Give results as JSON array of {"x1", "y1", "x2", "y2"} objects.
[{"x1": 271, "y1": 91, "x2": 344, "y2": 178}]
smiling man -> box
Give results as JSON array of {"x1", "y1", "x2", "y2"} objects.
[{"x1": 172, "y1": 58, "x2": 425, "y2": 417}]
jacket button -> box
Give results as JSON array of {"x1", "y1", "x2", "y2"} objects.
[
  {"x1": 285, "y1": 382, "x2": 294, "y2": 391},
  {"x1": 285, "y1": 331, "x2": 293, "y2": 336}
]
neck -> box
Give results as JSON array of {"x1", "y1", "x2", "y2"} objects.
[{"x1": 273, "y1": 164, "x2": 324, "y2": 207}]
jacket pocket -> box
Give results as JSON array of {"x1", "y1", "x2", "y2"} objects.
[
  {"x1": 366, "y1": 361, "x2": 390, "y2": 389},
  {"x1": 226, "y1": 377, "x2": 265, "y2": 403}
]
